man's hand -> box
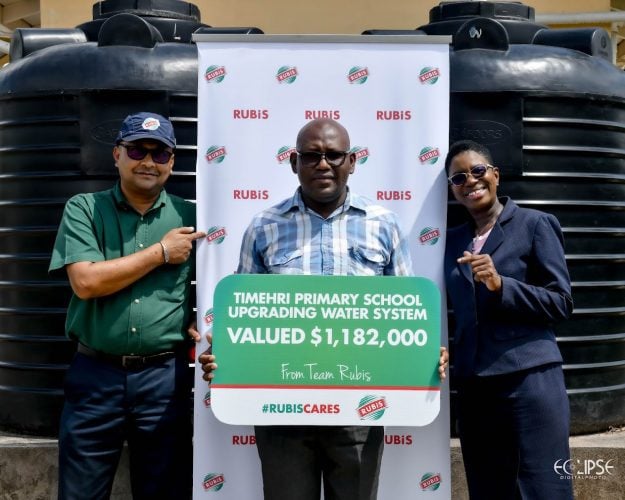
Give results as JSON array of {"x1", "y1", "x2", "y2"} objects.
[
  {"x1": 188, "y1": 321, "x2": 218, "y2": 382},
  {"x1": 187, "y1": 320, "x2": 201, "y2": 343},
  {"x1": 67, "y1": 226, "x2": 206, "y2": 299},
  {"x1": 439, "y1": 346, "x2": 449, "y2": 381},
  {"x1": 161, "y1": 227, "x2": 206, "y2": 264}
]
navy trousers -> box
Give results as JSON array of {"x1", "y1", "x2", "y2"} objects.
[
  {"x1": 457, "y1": 363, "x2": 573, "y2": 500},
  {"x1": 254, "y1": 425, "x2": 383, "y2": 500},
  {"x1": 57, "y1": 352, "x2": 192, "y2": 500}
]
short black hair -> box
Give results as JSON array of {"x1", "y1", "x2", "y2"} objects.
[{"x1": 444, "y1": 140, "x2": 494, "y2": 173}]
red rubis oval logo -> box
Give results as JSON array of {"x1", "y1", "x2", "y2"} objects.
[
  {"x1": 419, "y1": 227, "x2": 441, "y2": 245},
  {"x1": 205, "y1": 65, "x2": 226, "y2": 83},
  {"x1": 206, "y1": 226, "x2": 227, "y2": 244},
  {"x1": 419, "y1": 67, "x2": 440, "y2": 85},
  {"x1": 420, "y1": 472, "x2": 442, "y2": 491},
  {"x1": 203, "y1": 308, "x2": 214, "y2": 327},
  {"x1": 350, "y1": 146, "x2": 370, "y2": 165},
  {"x1": 276, "y1": 66, "x2": 298, "y2": 84},
  {"x1": 357, "y1": 395, "x2": 387, "y2": 420},
  {"x1": 276, "y1": 146, "x2": 296, "y2": 164},
  {"x1": 419, "y1": 146, "x2": 440, "y2": 165},
  {"x1": 206, "y1": 146, "x2": 227, "y2": 163},
  {"x1": 348, "y1": 66, "x2": 369, "y2": 84},
  {"x1": 203, "y1": 473, "x2": 225, "y2": 491}
]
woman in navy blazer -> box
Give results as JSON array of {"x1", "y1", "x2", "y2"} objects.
[{"x1": 444, "y1": 140, "x2": 574, "y2": 499}]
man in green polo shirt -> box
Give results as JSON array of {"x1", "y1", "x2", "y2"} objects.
[{"x1": 50, "y1": 112, "x2": 205, "y2": 499}]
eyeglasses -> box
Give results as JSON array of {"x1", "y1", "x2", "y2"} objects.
[
  {"x1": 448, "y1": 164, "x2": 495, "y2": 186},
  {"x1": 296, "y1": 151, "x2": 350, "y2": 168},
  {"x1": 118, "y1": 142, "x2": 174, "y2": 164}
]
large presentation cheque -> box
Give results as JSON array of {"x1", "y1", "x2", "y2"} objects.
[{"x1": 209, "y1": 274, "x2": 441, "y2": 426}]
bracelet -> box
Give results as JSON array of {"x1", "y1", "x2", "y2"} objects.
[{"x1": 159, "y1": 241, "x2": 169, "y2": 264}]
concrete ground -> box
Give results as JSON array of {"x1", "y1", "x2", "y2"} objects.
[{"x1": 1, "y1": 430, "x2": 623, "y2": 499}]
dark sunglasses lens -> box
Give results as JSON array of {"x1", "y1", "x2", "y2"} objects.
[
  {"x1": 124, "y1": 146, "x2": 147, "y2": 161},
  {"x1": 299, "y1": 151, "x2": 346, "y2": 167},
  {"x1": 450, "y1": 173, "x2": 468, "y2": 186},
  {"x1": 151, "y1": 150, "x2": 173, "y2": 164},
  {"x1": 471, "y1": 165, "x2": 488, "y2": 177},
  {"x1": 325, "y1": 152, "x2": 346, "y2": 165},
  {"x1": 300, "y1": 152, "x2": 321, "y2": 165},
  {"x1": 449, "y1": 164, "x2": 490, "y2": 186},
  {"x1": 124, "y1": 145, "x2": 172, "y2": 164}
]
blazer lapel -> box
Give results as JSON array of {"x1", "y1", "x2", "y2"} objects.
[
  {"x1": 453, "y1": 224, "x2": 475, "y2": 285},
  {"x1": 480, "y1": 223, "x2": 504, "y2": 256},
  {"x1": 480, "y1": 197, "x2": 516, "y2": 257}
]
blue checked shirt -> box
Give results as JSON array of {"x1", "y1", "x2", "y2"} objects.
[{"x1": 237, "y1": 188, "x2": 413, "y2": 276}]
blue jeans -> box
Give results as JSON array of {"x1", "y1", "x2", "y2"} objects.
[{"x1": 58, "y1": 352, "x2": 192, "y2": 500}]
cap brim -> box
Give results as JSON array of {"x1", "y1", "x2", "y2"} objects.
[{"x1": 119, "y1": 133, "x2": 176, "y2": 149}]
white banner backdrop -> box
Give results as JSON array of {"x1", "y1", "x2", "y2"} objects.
[{"x1": 193, "y1": 34, "x2": 451, "y2": 498}]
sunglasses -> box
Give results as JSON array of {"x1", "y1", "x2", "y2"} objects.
[
  {"x1": 296, "y1": 151, "x2": 350, "y2": 168},
  {"x1": 448, "y1": 164, "x2": 495, "y2": 186},
  {"x1": 118, "y1": 142, "x2": 174, "y2": 164}
]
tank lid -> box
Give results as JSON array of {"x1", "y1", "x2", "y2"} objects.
[
  {"x1": 429, "y1": 1, "x2": 535, "y2": 23},
  {"x1": 92, "y1": 0, "x2": 201, "y2": 22},
  {"x1": 98, "y1": 13, "x2": 164, "y2": 47},
  {"x1": 454, "y1": 17, "x2": 509, "y2": 51}
]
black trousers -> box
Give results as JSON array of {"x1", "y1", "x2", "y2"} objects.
[{"x1": 254, "y1": 425, "x2": 384, "y2": 500}]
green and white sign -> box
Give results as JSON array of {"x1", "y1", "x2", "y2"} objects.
[{"x1": 210, "y1": 274, "x2": 441, "y2": 425}]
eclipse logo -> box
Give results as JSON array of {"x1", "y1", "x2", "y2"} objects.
[
  {"x1": 553, "y1": 459, "x2": 573, "y2": 476},
  {"x1": 554, "y1": 458, "x2": 614, "y2": 477}
]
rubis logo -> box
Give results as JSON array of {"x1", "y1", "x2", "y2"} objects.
[
  {"x1": 419, "y1": 66, "x2": 440, "y2": 85},
  {"x1": 233, "y1": 189, "x2": 269, "y2": 200},
  {"x1": 377, "y1": 191, "x2": 412, "y2": 201},
  {"x1": 350, "y1": 146, "x2": 370, "y2": 165},
  {"x1": 202, "y1": 473, "x2": 225, "y2": 491},
  {"x1": 205, "y1": 146, "x2": 226, "y2": 163},
  {"x1": 305, "y1": 110, "x2": 340, "y2": 120},
  {"x1": 357, "y1": 395, "x2": 387, "y2": 420},
  {"x1": 206, "y1": 226, "x2": 227, "y2": 244},
  {"x1": 419, "y1": 146, "x2": 440, "y2": 165},
  {"x1": 233, "y1": 109, "x2": 269, "y2": 119},
  {"x1": 141, "y1": 118, "x2": 160, "y2": 130},
  {"x1": 419, "y1": 227, "x2": 441, "y2": 246},
  {"x1": 203, "y1": 390, "x2": 211, "y2": 408},
  {"x1": 348, "y1": 66, "x2": 369, "y2": 84},
  {"x1": 205, "y1": 65, "x2": 226, "y2": 83},
  {"x1": 376, "y1": 110, "x2": 412, "y2": 120},
  {"x1": 203, "y1": 308, "x2": 214, "y2": 327},
  {"x1": 232, "y1": 435, "x2": 256, "y2": 445},
  {"x1": 276, "y1": 146, "x2": 296, "y2": 164},
  {"x1": 384, "y1": 434, "x2": 413, "y2": 445},
  {"x1": 276, "y1": 66, "x2": 298, "y2": 84},
  {"x1": 420, "y1": 472, "x2": 442, "y2": 491}
]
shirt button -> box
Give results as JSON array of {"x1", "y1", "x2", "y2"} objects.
[
  {"x1": 134, "y1": 299, "x2": 140, "y2": 304},
  {"x1": 139, "y1": 243, "x2": 144, "y2": 248},
  {"x1": 131, "y1": 327, "x2": 137, "y2": 333}
]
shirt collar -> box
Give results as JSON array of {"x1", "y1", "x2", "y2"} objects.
[
  {"x1": 112, "y1": 182, "x2": 167, "y2": 213},
  {"x1": 280, "y1": 187, "x2": 365, "y2": 218}
]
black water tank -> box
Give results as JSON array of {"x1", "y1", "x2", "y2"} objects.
[
  {"x1": 416, "y1": 1, "x2": 625, "y2": 434},
  {"x1": 0, "y1": 0, "x2": 263, "y2": 436}
]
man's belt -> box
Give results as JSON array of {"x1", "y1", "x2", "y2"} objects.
[{"x1": 77, "y1": 343, "x2": 178, "y2": 370}]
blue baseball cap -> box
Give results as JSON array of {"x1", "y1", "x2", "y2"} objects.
[{"x1": 116, "y1": 112, "x2": 176, "y2": 148}]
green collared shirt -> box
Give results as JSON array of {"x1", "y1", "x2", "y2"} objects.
[{"x1": 49, "y1": 183, "x2": 196, "y2": 355}]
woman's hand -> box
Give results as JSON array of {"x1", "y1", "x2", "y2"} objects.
[{"x1": 457, "y1": 251, "x2": 502, "y2": 292}]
